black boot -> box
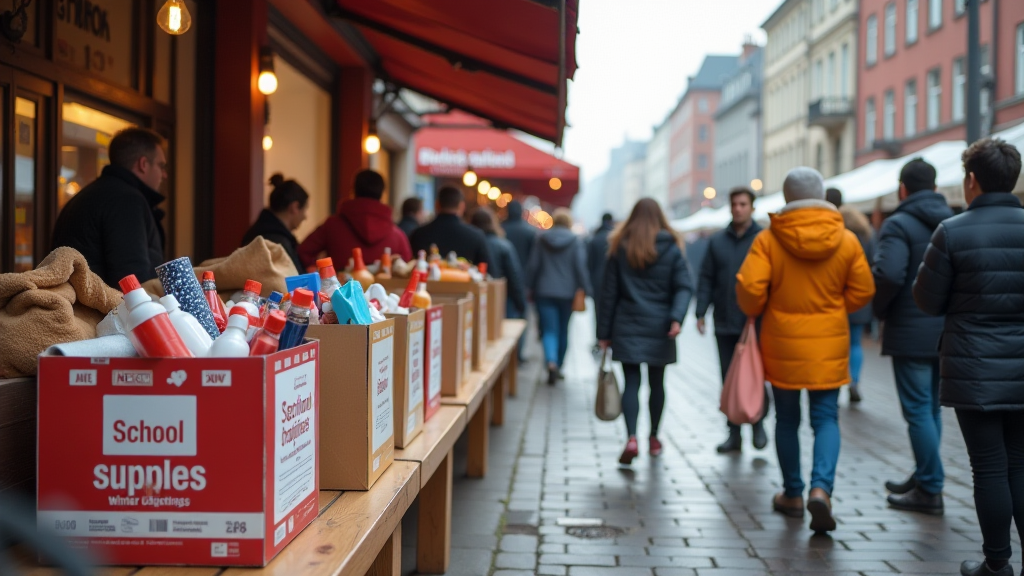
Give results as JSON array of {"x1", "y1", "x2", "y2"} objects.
[
  {"x1": 849, "y1": 384, "x2": 862, "y2": 403},
  {"x1": 752, "y1": 422, "x2": 768, "y2": 450},
  {"x1": 961, "y1": 560, "x2": 1014, "y2": 576},
  {"x1": 716, "y1": 431, "x2": 742, "y2": 453},
  {"x1": 885, "y1": 475, "x2": 917, "y2": 494},
  {"x1": 547, "y1": 363, "x2": 558, "y2": 385},
  {"x1": 887, "y1": 486, "x2": 944, "y2": 515}
]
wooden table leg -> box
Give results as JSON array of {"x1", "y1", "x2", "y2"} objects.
[
  {"x1": 417, "y1": 450, "x2": 453, "y2": 574},
  {"x1": 366, "y1": 523, "x2": 401, "y2": 576},
  {"x1": 467, "y1": 398, "x2": 490, "y2": 478},
  {"x1": 491, "y1": 370, "x2": 506, "y2": 426},
  {"x1": 507, "y1": 349, "x2": 518, "y2": 397}
]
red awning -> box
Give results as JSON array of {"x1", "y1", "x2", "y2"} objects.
[
  {"x1": 332, "y1": 0, "x2": 578, "y2": 145},
  {"x1": 415, "y1": 113, "x2": 579, "y2": 206}
]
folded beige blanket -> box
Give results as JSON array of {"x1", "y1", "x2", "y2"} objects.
[
  {"x1": 142, "y1": 237, "x2": 299, "y2": 298},
  {"x1": 0, "y1": 247, "x2": 123, "y2": 378}
]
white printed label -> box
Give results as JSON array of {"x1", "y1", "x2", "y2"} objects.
[
  {"x1": 38, "y1": 510, "x2": 264, "y2": 539},
  {"x1": 69, "y1": 369, "x2": 97, "y2": 386},
  {"x1": 274, "y1": 523, "x2": 287, "y2": 545},
  {"x1": 201, "y1": 370, "x2": 232, "y2": 387},
  {"x1": 112, "y1": 370, "x2": 153, "y2": 386},
  {"x1": 407, "y1": 412, "x2": 417, "y2": 436},
  {"x1": 479, "y1": 292, "x2": 488, "y2": 342},
  {"x1": 371, "y1": 335, "x2": 394, "y2": 453},
  {"x1": 428, "y1": 318, "x2": 443, "y2": 399},
  {"x1": 274, "y1": 361, "x2": 316, "y2": 524},
  {"x1": 408, "y1": 328, "x2": 425, "y2": 413},
  {"x1": 102, "y1": 395, "x2": 197, "y2": 456}
]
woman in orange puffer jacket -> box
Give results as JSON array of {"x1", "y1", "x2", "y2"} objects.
[{"x1": 736, "y1": 167, "x2": 875, "y2": 534}]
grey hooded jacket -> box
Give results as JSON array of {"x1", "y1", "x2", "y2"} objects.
[{"x1": 526, "y1": 226, "x2": 592, "y2": 300}]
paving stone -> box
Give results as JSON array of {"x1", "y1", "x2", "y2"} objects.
[
  {"x1": 494, "y1": 551, "x2": 537, "y2": 570},
  {"x1": 499, "y1": 534, "x2": 539, "y2": 553},
  {"x1": 568, "y1": 568, "x2": 654, "y2": 576}
]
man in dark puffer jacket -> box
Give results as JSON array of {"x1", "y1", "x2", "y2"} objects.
[
  {"x1": 872, "y1": 158, "x2": 953, "y2": 515},
  {"x1": 913, "y1": 137, "x2": 1024, "y2": 576}
]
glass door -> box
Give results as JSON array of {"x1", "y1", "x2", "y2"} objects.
[{"x1": 13, "y1": 95, "x2": 37, "y2": 272}]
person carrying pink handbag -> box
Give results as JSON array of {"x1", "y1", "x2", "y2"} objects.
[{"x1": 596, "y1": 199, "x2": 692, "y2": 466}]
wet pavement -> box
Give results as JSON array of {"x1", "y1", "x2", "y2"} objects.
[{"x1": 402, "y1": 310, "x2": 1019, "y2": 575}]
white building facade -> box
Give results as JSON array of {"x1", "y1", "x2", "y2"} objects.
[
  {"x1": 763, "y1": 0, "x2": 812, "y2": 193},
  {"x1": 713, "y1": 44, "x2": 764, "y2": 202},
  {"x1": 643, "y1": 120, "x2": 671, "y2": 210},
  {"x1": 807, "y1": 0, "x2": 858, "y2": 179}
]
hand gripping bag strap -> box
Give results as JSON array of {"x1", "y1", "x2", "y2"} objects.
[
  {"x1": 720, "y1": 318, "x2": 766, "y2": 424},
  {"x1": 595, "y1": 348, "x2": 622, "y2": 421}
]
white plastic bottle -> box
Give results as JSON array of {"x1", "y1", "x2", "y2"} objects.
[
  {"x1": 160, "y1": 294, "x2": 213, "y2": 357},
  {"x1": 208, "y1": 307, "x2": 252, "y2": 357},
  {"x1": 118, "y1": 275, "x2": 193, "y2": 358}
]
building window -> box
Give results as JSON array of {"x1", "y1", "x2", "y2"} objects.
[
  {"x1": 955, "y1": 0, "x2": 965, "y2": 16},
  {"x1": 867, "y1": 15, "x2": 878, "y2": 65},
  {"x1": 929, "y1": 0, "x2": 942, "y2": 30},
  {"x1": 816, "y1": 143, "x2": 825, "y2": 172},
  {"x1": 884, "y1": 89, "x2": 896, "y2": 139},
  {"x1": 953, "y1": 57, "x2": 965, "y2": 122},
  {"x1": 698, "y1": 98, "x2": 709, "y2": 113},
  {"x1": 827, "y1": 51, "x2": 836, "y2": 97},
  {"x1": 905, "y1": 79, "x2": 918, "y2": 137},
  {"x1": 1017, "y1": 24, "x2": 1024, "y2": 96},
  {"x1": 907, "y1": 0, "x2": 919, "y2": 44},
  {"x1": 698, "y1": 125, "x2": 709, "y2": 142},
  {"x1": 841, "y1": 43, "x2": 850, "y2": 96},
  {"x1": 884, "y1": 3, "x2": 897, "y2": 56},
  {"x1": 927, "y1": 68, "x2": 941, "y2": 129},
  {"x1": 697, "y1": 154, "x2": 708, "y2": 170},
  {"x1": 982, "y1": 45, "x2": 991, "y2": 118},
  {"x1": 814, "y1": 60, "x2": 823, "y2": 98},
  {"x1": 865, "y1": 97, "x2": 877, "y2": 146}
]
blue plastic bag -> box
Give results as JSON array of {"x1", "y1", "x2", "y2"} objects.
[{"x1": 331, "y1": 280, "x2": 373, "y2": 325}]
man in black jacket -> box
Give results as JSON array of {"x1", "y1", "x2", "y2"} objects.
[
  {"x1": 871, "y1": 158, "x2": 952, "y2": 515},
  {"x1": 694, "y1": 187, "x2": 766, "y2": 453},
  {"x1": 411, "y1": 187, "x2": 491, "y2": 266},
  {"x1": 587, "y1": 213, "x2": 615, "y2": 303},
  {"x1": 52, "y1": 128, "x2": 168, "y2": 288},
  {"x1": 502, "y1": 201, "x2": 537, "y2": 275},
  {"x1": 397, "y1": 197, "x2": 424, "y2": 240},
  {"x1": 914, "y1": 138, "x2": 1023, "y2": 576}
]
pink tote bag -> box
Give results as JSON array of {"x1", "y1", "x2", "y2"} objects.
[{"x1": 720, "y1": 318, "x2": 766, "y2": 424}]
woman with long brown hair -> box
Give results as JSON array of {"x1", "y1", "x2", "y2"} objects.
[{"x1": 597, "y1": 198, "x2": 693, "y2": 465}]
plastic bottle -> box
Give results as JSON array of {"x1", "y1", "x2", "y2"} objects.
[
  {"x1": 261, "y1": 291, "x2": 283, "y2": 324},
  {"x1": 351, "y1": 248, "x2": 375, "y2": 290},
  {"x1": 375, "y1": 248, "x2": 393, "y2": 281},
  {"x1": 413, "y1": 270, "x2": 432, "y2": 309},
  {"x1": 249, "y1": 310, "x2": 286, "y2": 356},
  {"x1": 398, "y1": 271, "x2": 420, "y2": 309},
  {"x1": 278, "y1": 288, "x2": 313, "y2": 351},
  {"x1": 321, "y1": 301, "x2": 338, "y2": 324},
  {"x1": 201, "y1": 271, "x2": 228, "y2": 333},
  {"x1": 208, "y1": 307, "x2": 252, "y2": 357},
  {"x1": 316, "y1": 258, "x2": 344, "y2": 300},
  {"x1": 118, "y1": 275, "x2": 193, "y2": 358},
  {"x1": 237, "y1": 279, "x2": 263, "y2": 340},
  {"x1": 160, "y1": 294, "x2": 213, "y2": 357},
  {"x1": 428, "y1": 245, "x2": 441, "y2": 265}
]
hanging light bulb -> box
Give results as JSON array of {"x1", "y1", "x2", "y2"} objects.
[
  {"x1": 262, "y1": 135, "x2": 273, "y2": 151},
  {"x1": 157, "y1": 0, "x2": 192, "y2": 35},
  {"x1": 364, "y1": 121, "x2": 381, "y2": 154},
  {"x1": 487, "y1": 187, "x2": 501, "y2": 201},
  {"x1": 477, "y1": 180, "x2": 491, "y2": 195},
  {"x1": 549, "y1": 177, "x2": 562, "y2": 191},
  {"x1": 462, "y1": 169, "x2": 478, "y2": 187},
  {"x1": 257, "y1": 47, "x2": 278, "y2": 95}
]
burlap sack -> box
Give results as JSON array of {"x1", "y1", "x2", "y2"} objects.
[
  {"x1": 0, "y1": 247, "x2": 123, "y2": 378},
  {"x1": 141, "y1": 237, "x2": 299, "y2": 298}
]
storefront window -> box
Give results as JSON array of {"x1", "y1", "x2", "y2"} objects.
[
  {"x1": 60, "y1": 101, "x2": 136, "y2": 211},
  {"x1": 14, "y1": 97, "x2": 35, "y2": 272}
]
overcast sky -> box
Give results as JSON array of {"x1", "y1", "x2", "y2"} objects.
[{"x1": 557, "y1": 0, "x2": 780, "y2": 183}]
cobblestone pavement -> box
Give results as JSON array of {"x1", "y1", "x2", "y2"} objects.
[{"x1": 402, "y1": 310, "x2": 1020, "y2": 575}]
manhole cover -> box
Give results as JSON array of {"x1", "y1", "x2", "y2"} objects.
[
  {"x1": 566, "y1": 525, "x2": 626, "y2": 539},
  {"x1": 502, "y1": 524, "x2": 539, "y2": 536}
]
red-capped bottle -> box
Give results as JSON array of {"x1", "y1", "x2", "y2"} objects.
[
  {"x1": 249, "y1": 310, "x2": 287, "y2": 356},
  {"x1": 398, "y1": 271, "x2": 420, "y2": 309},
  {"x1": 201, "y1": 271, "x2": 228, "y2": 332},
  {"x1": 119, "y1": 275, "x2": 193, "y2": 358},
  {"x1": 237, "y1": 279, "x2": 263, "y2": 339},
  {"x1": 316, "y1": 257, "x2": 343, "y2": 300}
]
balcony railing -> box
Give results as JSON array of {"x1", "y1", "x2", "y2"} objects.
[{"x1": 808, "y1": 97, "x2": 854, "y2": 130}]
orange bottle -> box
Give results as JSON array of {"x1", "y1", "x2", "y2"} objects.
[
  {"x1": 375, "y1": 247, "x2": 393, "y2": 281},
  {"x1": 412, "y1": 271, "x2": 432, "y2": 309},
  {"x1": 351, "y1": 247, "x2": 375, "y2": 290}
]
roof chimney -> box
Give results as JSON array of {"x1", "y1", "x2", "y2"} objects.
[{"x1": 741, "y1": 35, "x2": 759, "y2": 61}]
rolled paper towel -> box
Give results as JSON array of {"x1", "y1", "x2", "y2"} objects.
[
  {"x1": 45, "y1": 335, "x2": 139, "y2": 358},
  {"x1": 156, "y1": 256, "x2": 219, "y2": 339}
]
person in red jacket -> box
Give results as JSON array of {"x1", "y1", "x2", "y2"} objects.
[{"x1": 298, "y1": 169, "x2": 412, "y2": 269}]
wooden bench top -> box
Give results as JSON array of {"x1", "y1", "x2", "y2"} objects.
[{"x1": 394, "y1": 405, "x2": 467, "y2": 487}]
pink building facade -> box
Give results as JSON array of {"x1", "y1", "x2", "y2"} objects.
[{"x1": 857, "y1": 0, "x2": 1024, "y2": 166}]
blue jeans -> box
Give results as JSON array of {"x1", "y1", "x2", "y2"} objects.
[
  {"x1": 893, "y1": 357, "x2": 944, "y2": 493},
  {"x1": 849, "y1": 323, "x2": 865, "y2": 385},
  {"x1": 536, "y1": 297, "x2": 573, "y2": 367},
  {"x1": 774, "y1": 387, "x2": 841, "y2": 497}
]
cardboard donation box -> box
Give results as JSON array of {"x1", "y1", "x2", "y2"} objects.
[
  {"x1": 386, "y1": 310, "x2": 426, "y2": 449},
  {"x1": 423, "y1": 305, "x2": 444, "y2": 421},
  {"x1": 487, "y1": 279, "x2": 507, "y2": 341},
  {"x1": 432, "y1": 294, "x2": 473, "y2": 396},
  {"x1": 36, "y1": 342, "x2": 320, "y2": 567},
  {"x1": 426, "y1": 281, "x2": 488, "y2": 369},
  {"x1": 306, "y1": 320, "x2": 395, "y2": 490}
]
